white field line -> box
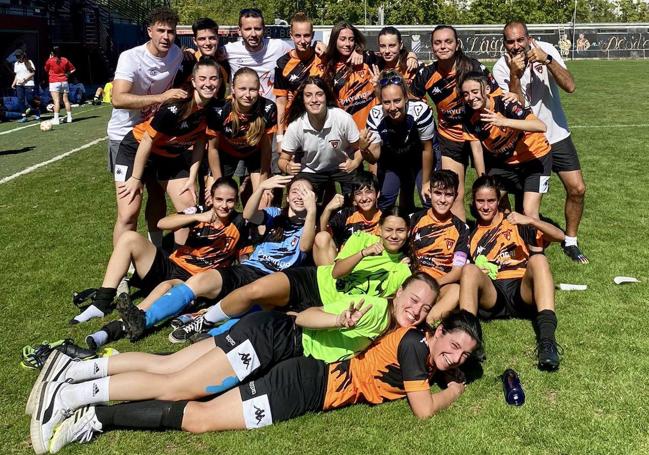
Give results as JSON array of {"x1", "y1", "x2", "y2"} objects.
[
  {"x1": 0, "y1": 105, "x2": 108, "y2": 136},
  {"x1": 0, "y1": 136, "x2": 107, "y2": 185}
]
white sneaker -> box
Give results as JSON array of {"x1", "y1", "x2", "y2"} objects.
[
  {"x1": 51, "y1": 119, "x2": 60, "y2": 125},
  {"x1": 49, "y1": 406, "x2": 101, "y2": 453},
  {"x1": 30, "y1": 382, "x2": 72, "y2": 454},
  {"x1": 26, "y1": 351, "x2": 74, "y2": 416},
  {"x1": 66, "y1": 117, "x2": 72, "y2": 123}
]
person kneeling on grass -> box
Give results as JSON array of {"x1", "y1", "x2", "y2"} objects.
[
  {"x1": 410, "y1": 170, "x2": 470, "y2": 324},
  {"x1": 30, "y1": 307, "x2": 480, "y2": 453},
  {"x1": 72, "y1": 177, "x2": 247, "y2": 329},
  {"x1": 459, "y1": 175, "x2": 565, "y2": 370},
  {"x1": 157, "y1": 208, "x2": 413, "y2": 343},
  {"x1": 313, "y1": 170, "x2": 382, "y2": 266}
]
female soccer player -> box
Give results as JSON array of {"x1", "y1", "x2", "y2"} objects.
[
  {"x1": 31, "y1": 310, "x2": 482, "y2": 453},
  {"x1": 410, "y1": 25, "x2": 498, "y2": 220},
  {"x1": 115, "y1": 175, "x2": 317, "y2": 341},
  {"x1": 44, "y1": 46, "x2": 75, "y2": 124},
  {"x1": 460, "y1": 71, "x2": 552, "y2": 219},
  {"x1": 459, "y1": 175, "x2": 564, "y2": 370},
  {"x1": 169, "y1": 209, "x2": 414, "y2": 342},
  {"x1": 73, "y1": 178, "x2": 246, "y2": 347},
  {"x1": 206, "y1": 67, "x2": 276, "y2": 198},
  {"x1": 364, "y1": 70, "x2": 438, "y2": 215},
  {"x1": 113, "y1": 58, "x2": 220, "y2": 246},
  {"x1": 278, "y1": 76, "x2": 363, "y2": 200},
  {"x1": 376, "y1": 26, "x2": 421, "y2": 84}
]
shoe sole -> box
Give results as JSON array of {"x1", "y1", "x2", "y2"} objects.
[
  {"x1": 168, "y1": 332, "x2": 188, "y2": 344},
  {"x1": 26, "y1": 351, "x2": 65, "y2": 415},
  {"x1": 31, "y1": 381, "x2": 68, "y2": 455}
]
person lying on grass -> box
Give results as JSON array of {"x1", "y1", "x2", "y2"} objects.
[{"x1": 30, "y1": 309, "x2": 481, "y2": 453}]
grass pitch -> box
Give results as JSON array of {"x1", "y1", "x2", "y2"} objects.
[{"x1": 1, "y1": 60, "x2": 648, "y2": 454}]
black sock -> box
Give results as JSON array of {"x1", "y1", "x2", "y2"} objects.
[
  {"x1": 102, "y1": 320, "x2": 126, "y2": 342},
  {"x1": 95, "y1": 400, "x2": 188, "y2": 431},
  {"x1": 535, "y1": 309, "x2": 557, "y2": 342}
]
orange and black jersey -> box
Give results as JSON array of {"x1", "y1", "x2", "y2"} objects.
[
  {"x1": 469, "y1": 212, "x2": 542, "y2": 280},
  {"x1": 132, "y1": 101, "x2": 213, "y2": 158},
  {"x1": 169, "y1": 207, "x2": 249, "y2": 275},
  {"x1": 174, "y1": 50, "x2": 230, "y2": 100},
  {"x1": 410, "y1": 209, "x2": 470, "y2": 279},
  {"x1": 273, "y1": 50, "x2": 323, "y2": 103},
  {"x1": 323, "y1": 327, "x2": 432, "y2": 410},
  {"x1": 328, "y1": 207, "x2": 382, "y2": 247},
  {"x1": 205, "y1": 98, "x2": 277, "y2": 160},
  {"x1": 328, "y1": 51, "x2": 380, "y2": 130},
  {"x1": 463, "y1": 94, "x2": 551, "y2": 165},
  {"x1": 411, "y1": 59, "x2": 499, "y2": 142}
]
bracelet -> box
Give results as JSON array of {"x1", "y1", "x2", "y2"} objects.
[
  {"x1": 360, "y1": 250, "x2": 365, "y2": 258},
  {"x1": 132, "y1": 176, "x2": 141, "y2": 181}
]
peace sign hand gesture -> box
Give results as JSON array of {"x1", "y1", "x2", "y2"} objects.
[{"x1": 336, "y1": 299, "x2": 374, "y2": 328}]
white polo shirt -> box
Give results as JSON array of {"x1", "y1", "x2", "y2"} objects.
[
  {"x1": 492, "y1": 40, "x2": 570, "y2": 144},
  {"x1": 224, "y1": 38, "x2": 293, "y2": 101},
  {"x1": 282, "y1": 107, "x2": 360, "y2": 173}
]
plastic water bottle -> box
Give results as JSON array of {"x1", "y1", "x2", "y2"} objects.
[{"x1": 502, "y1": 369, "x2": 525, "y2": 406}]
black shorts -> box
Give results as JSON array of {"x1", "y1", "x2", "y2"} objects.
[
  {"x1": 488, "y1": 153, "x2": 552, "y2": 194},
  {"x1": 129, "y1": 247, "x2": 191, "y2": 294},
  {"x1": 213, "y1": 311, "x2": 303, "y2": 383},
  {"x1": 282, "y1": 267, "x2": 323, "y2": 312},
  {"x1": 296, "y1": 170, "x2": 356, "y2": 200},
  {"x1": 551, "y1": 136, "x2": 581, "y2": 173},
  {"x1": 114, "y1": 132, "x2": 192, "y2": 182},
  {"x1": 238, "y1": 355, "x2": 327, "y2": 429},
  {"x1": 438, "y1": 135, "x2": 471, "y2": 167},
  {"x1": 220, "y1": 151, "x2": 261, "y2": 178},
  {"x1": 216, "y1": 264, "x2": 267, "y2": 301},
  {"x1": 478, "y1": 278, "x2": 535, "y2": 320}
]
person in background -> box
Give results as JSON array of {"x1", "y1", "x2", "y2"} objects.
[
  {"x1": 44, "y1": 46, "x2": 75, "y2": 124},
  {"x1": 11, "y1": 49, "x2": 40, "y2": 123}
]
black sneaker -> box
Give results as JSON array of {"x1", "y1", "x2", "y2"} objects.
[
  {"x1": 536, "y1": 339, "x2": 561, "y2": 371},
  {"x1": 189, "y1": 331, "x2": 211, "y2": 344},
  {"x1": 116, "y1": 293, "x2": 146, "y2": 341},
  {"x1": 168, "y1": 315, "x2": 214, "y2": 344},
  {"x1": 562, "y1": 244, "x2": 589, "y2": 264}
]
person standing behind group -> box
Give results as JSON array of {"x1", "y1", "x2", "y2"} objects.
[
  {"x1": 44, "y1": 46, "x2": 75, "y2": 125},
  {"x1": 376, "y1": 26, "x2": 421, "y2": 85},
  {"x1": 411, "y1": 25, "x2": 499, "y2": 221},
  {"x1": 107, "y1": 7, "x2": 185, "y2": 248},
  {"x1": 11, "y1": 49, "x2": 40, "y2": 123},
  {"x1": 492, "y1": 21, "x2": 588, "y2": 264},
  {"x1": 273, "y1": 12, "x2": 323, "y2": 144}
]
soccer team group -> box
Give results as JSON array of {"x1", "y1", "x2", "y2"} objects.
[{"x1": 26, "y1": 6, "x2": 590, "y2": 453}]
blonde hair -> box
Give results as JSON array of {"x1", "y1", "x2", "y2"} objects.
[{"x1": 231, "y1": 67, "x2": 265, "y2": 146}]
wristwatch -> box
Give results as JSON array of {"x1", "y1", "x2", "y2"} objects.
[{"x1": 545, "y1": 54, "x2": 554, "y2": 65}]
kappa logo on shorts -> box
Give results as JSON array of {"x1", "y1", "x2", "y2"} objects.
[
  {"x1": 242, "y1": 394, "x2": 272, "y2": 429},
  {"x1": 539, "y1": 176, "x2": 550, "y2": 194},
  {"x1": 114, "y1": 165, "x2": 128, "y2": 183},
  {"x1": 226, "y1": 339, "x2": 260, "y2": 380}
]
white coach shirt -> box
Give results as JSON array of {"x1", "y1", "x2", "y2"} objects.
[
  {"x1": 492, "y1": 40, "x2": 571, "y2": 144},
  {"x1": 107, "y1": 43, "x2": 182, "y2": 141},
  {"x1": 282, "y1": 107, "x2": 360, "y2": 173},
  {"x1": 224, "y1": 37, "x2": 293, "y2": 102}
]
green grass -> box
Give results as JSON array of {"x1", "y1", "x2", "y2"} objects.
[{"x1": 1, "y1": 60, "x2": 649, "y2": 454}]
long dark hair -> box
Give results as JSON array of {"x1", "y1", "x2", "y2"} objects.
[
  {"x1": 378, "y1": 207, "x2": 416, "y2": 266},
  {"x1": 264, "y1": 177, "x2": 313, "y2": 243},
  {"x1": 284, "y1": 76, "x2": 336, "y2": 126},
  {"x1": 378, "y1": 26, "x2": 409, "y2": 73},
  {"x1": 437, "y1": 310, "x2": 485, "y2": 361},
  {"x1": 323, "y1": 22, "x2": 366, "y2": 90},
  {"x1": 431, "y1": 25, "x2": 476, "y2": 88},
  {"x1": 18, "y1": 52, "x2": 34, "y2": 73}
]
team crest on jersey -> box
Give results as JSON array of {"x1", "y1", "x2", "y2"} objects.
[
  {"x1": 329, "y1": 139, "x2": 340, "y2": 149},
  {"x1": 413, "y1": 104, "x2": 423, "y2": 116},
  {"x1": 502, "y1": 229, "x2": 512, "y2": 241},
  {"x1": 445, "y1": 238, "x2": 455, "y2": 250},
  {"x1": 290, "y1": 236, "x2": 298, "y2": 247},
  {"x1": 535, "y1": 64, "x2": 544, "y2": 74}
]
